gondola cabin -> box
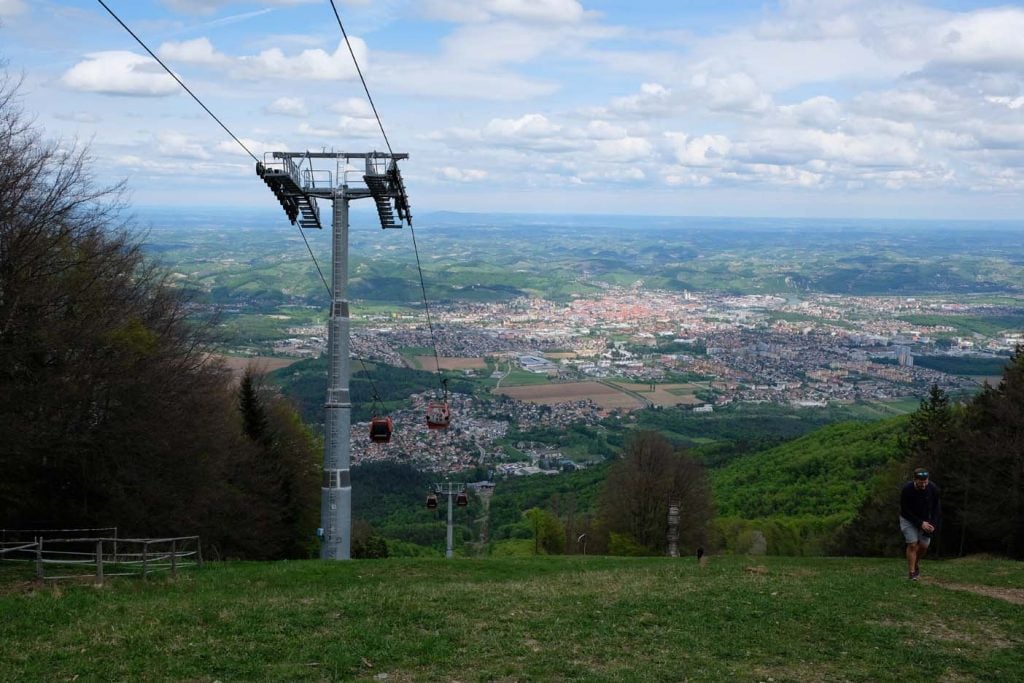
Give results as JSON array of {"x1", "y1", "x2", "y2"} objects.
[
  {"x1": 426, "y1": 493, "x2": 438, "y2": 509},
  {"x1": 425, "y1": 402, "x2": 451, "y2": 430},
  {"x1": 456, "y1": 491, "x2": 468, "y2": 507},
  {"x1": 369, "y1": 416, "x2": 393, "y2": 443}
]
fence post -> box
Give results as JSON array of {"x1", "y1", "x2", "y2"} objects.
[
  {"x1": 142, "y1": 541, "x2": 149, "y2": 579},
  {"x1": 34, "y1": 537, "x2": 44, "y2": 582},
  {"x1": 113, "y1": 527, "x2": 118, "y2": 564},
  {"x1": 170, "y1": 539, "x2": 177, "y2": 577},
  {"x1": 96, "y1": 540, "x2": 104, "y2": 584},
  {"x1": 196, "y1": 538, "x2": 203, "y2": 569}
]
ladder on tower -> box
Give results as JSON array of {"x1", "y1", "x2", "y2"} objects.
[
  {"x1": 364, "y1": 161, "x2": 411, "y2": 229},
  {"x1": 257, "y1": 160, "x2": 322, "y2": 229}
]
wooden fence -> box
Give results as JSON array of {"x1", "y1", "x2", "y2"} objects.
[{"x1": 0, "y1": 534, "x2": 202, "y2": 582}]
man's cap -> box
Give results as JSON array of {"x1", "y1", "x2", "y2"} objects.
[{"x1": 914, "y1": 468, "x2": 930, "y2": 479}]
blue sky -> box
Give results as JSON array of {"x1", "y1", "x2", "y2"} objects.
[{"x1": 3, "y1": 0, "x2": 1024, "y2": 219}]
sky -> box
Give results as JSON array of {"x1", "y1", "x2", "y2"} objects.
[{"x1": 3, "y1": 0, "x2": 1024, "y2": 220}]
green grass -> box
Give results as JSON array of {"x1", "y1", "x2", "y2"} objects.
[
  {"x1": 2, "y1": 555, "x2": 1021, "y2": 681},
  {"x1": 499, "y1": 369, "x2": 554, "y2": 386}
]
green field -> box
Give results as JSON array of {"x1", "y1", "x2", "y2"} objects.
[
  {"x1": 2, "y1": 556, "x2": 1021, "y2": 681},
  {"x1": 498, "y1": 368, "x2": 555, "y2": 386}
]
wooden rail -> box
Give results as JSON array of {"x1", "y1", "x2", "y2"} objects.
[{"x1": 1, "y1": 536, "x2": 201, "y2": 583}]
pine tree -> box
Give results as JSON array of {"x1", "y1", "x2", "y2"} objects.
[{"x1": 958, "y1": 346, "x2": 1024, "y2": 557}]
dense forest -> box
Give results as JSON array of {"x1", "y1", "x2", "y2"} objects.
[{"x1": 0, "y1": 73, "x2": 318, "y2": 559}]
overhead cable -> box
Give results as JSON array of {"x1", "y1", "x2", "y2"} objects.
[
  {"x1": 96, "y1": 0, "x2": 259, "y2": 163},
  {"x1": 97, "y1": 0, "x2": 333, "y2": 299},
  {"x1": 328, "y1": 0, "x2": 446, "y2": 390}
]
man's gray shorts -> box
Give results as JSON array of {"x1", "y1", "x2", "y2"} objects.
[{"x1": 900, "y1": 516, "x2": 932, "y2": 546}]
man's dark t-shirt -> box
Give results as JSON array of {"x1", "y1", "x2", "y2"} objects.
[{"x1": 900, "y1": 481, "x2": 941, "y2": 530}]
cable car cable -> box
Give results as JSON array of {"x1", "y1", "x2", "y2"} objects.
[
  {"x1": 328, "y1": 0, "x2": 448, "y2": 397},
  {"x1": 96, "y1": 0, "x2": 258, "y2": 163},
  {"x1": 328, "y1": 0, "x2": 394, "y2": 157},
  {"x1": 95, "y1": 0, "x2": 333, "y2": 300}
]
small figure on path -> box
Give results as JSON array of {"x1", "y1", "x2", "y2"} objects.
[{"x1": 899, "y1": 468, "x2": 940, "y2": 581}]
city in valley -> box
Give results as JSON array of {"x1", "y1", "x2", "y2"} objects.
[
  {"x1": 270, "y1": 286, "x2": 1022, "y2": 475},
  {"x1": 144, "y1": 209, "x2": 1024, "y2": 476}
]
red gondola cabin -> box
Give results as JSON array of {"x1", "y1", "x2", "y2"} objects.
[
  {"x1": 425, "y1": 402, "x2": 451, "y2": 429},
  {"x1": 369, "y1": 416, "x2": 393, "y2": 443},
  {"x1": 426, "y1": 493, "x2": 438, "y2": 509}
]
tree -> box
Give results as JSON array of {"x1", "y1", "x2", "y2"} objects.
[
  {"x1": 351, "y1": 519, "x2": 389, "y2": 559},
  {"x1": 523, "y1": 507, "x2": 565, "y2": 554},
  {"x1": 0, "y1": 69, "x2": 317, "y2": 558},
  {"x1": 596, "y1": 431, "x2": 713, "y2": 555},
  {"x1": 236, "y1": 365, "x2": 320, "y2": 559},
  {"x1": 952, "y1": 347, "x2": 1024, "y2": 557}
]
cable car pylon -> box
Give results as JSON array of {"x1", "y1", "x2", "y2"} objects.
[{"x1": 258, "y1": 150, "x2": 409, "y2": 560}]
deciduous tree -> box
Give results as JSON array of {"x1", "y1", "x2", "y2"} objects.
[{"x1": 596, "y1": 431, "x2": 713, "y2": 555}]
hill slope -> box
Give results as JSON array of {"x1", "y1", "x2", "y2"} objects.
[
  {"x1": 2, "y1": 555, "x2": 1021, "y2": 681},
  {"x1": 711, "y1": 416, "x2": 909, "y2": 520}
]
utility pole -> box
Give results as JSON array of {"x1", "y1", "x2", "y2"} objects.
[
  {"x1": 258, "y1": 151, "x2": 410, "y2": 560},
  {"x1": 431, "y1": 482, "x2": 467, "y2": 559}
]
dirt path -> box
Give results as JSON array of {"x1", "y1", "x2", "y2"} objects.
[{"x1": 925, "y1": 579, "x2": 1024, "y2": 605}]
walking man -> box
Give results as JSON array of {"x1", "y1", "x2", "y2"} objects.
[{"x1": 900, "y1": 468, "x2": 940, "y2": 581}]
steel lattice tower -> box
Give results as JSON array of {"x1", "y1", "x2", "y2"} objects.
[{"x1": 258, "y1": 151, "x2": 410, "y2": 559}]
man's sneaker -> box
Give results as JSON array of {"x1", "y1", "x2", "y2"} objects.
[{"x1": 909, "y1": 569, "x2": 920, "y2": 581}]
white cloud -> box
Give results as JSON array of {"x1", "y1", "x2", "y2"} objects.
[
  {"x1": 576, "y1": 167, "x2": 646, "y2": 183},
  {"x1": 604, "y1": 83, "x2": 676, "y2": 118},
  {"x1": 746, "y1": 128, "x2": 920, "y2": 168},
  {"x1": 158, "y1": 38, "x2": 229, "y2": 66},
  {"x1": 440, "y1": 166, "x2": 488, "y2": 182},
  {"x1": 329, "y1": 97, "x2": 373, "y2": 117},
  {"x1": 593, "y1": 137, "x2": 652, "y2": 162},
  {"x1": 666, "y1": 133, "x2": 733, "y2": 167},
  {"x1": 776, "y1": 96, "x2": 843, "y2": 129},
  {"x1": 690, "y1": 68, "x2": 772, "y2": 114},
  {"x1": 297, "y1": 117, "x2": 381, "y2": 139},
  {"x1": 265, "y1": 97, "x2": 308, "y2": 117},
  {"x1": 745, "y1": 163, "x2": 824, "y2": 188},
  {"x1": 852, "y1": 90, "x2": 941, "y2": 121},
  {"x1": 922, "y1": 8, "x2": 1024, "y2": 67},
  {"x1": 233, "y1": 38, "x2": 368, "y2": 81},
  {"x1": 160, "y1": 0, "x2": 320, "y2": 15},
  {"x1": 377, "y1": 58, "x2": 559, "y2": 100},
  {"x1": 216, "y1": 137, "x2": 287, "y2": 157},
  {"x1": 422, "y1": 0, "x2": 586, "y2": 24},
  {"x1": 485, "y1": 113, "x2": 561, "y2": 139},
  {"x1": 986, "y1": 95, "x2": 1024, "y2": 110},
  {"x1": 156, "y1": 132, "x2": 211, "y2": 160},
  {"x1": 0, "y1": 0, "x2": 27, "y2": 18},
  {"x1": 61, "y1": 52, "x2": 180, "y2": 97}
]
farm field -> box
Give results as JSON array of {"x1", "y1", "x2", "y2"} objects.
[
  {"x1": 2, "y1": 555, "x2": 1021, "y2": 681},
  {"x1": 496, "y1": 380, "x2": 646, "y2": 410},
  {"x1": 412, "y1": 355, "x2": 488, "y2": 371},
  {"x1": 217, "y1": 354, "x2": 301, "y2": 378},
  {"x1": 615, "y1": 382, "x2": 706, "y2": 406}
]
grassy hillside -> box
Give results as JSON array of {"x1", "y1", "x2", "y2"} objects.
[
  {"x1": 2, "y1": 555, "x2": 1021, "y2": 681},
  {"x1": 711, "y1": 416, "x2": 909, "y2": 520}
]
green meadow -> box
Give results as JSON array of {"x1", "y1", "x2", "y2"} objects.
[{"x1": 2, "y1": 555, "x2": 1021, "y2": 681}]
